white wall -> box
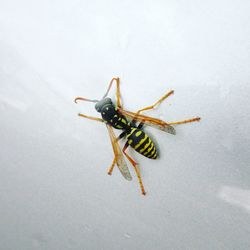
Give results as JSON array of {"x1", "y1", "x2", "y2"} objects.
[{"x1": 0, "y1": 0, "x2": 250, "y2": 249}]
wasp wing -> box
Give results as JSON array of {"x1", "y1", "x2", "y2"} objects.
[
  {"x1": 106, "y1": 124, "x2": 132, "y2": 181},
  {"x1": 119, "y1": 109, "x2": 176, "y2": 135}
]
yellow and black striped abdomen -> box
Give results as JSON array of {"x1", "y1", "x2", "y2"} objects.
[{"x1": 126, "y1": 128, "x2": 157, "y2": 159}]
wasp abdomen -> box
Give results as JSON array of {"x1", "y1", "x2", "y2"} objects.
[{"x1": 126, "y1": 128, "x2": 157, "y2": 159}]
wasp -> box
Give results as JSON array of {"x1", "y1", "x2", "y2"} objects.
[{"x1": 74, "y1": 77, "x2": 200, "y2": 195}]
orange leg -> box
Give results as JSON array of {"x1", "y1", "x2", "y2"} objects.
[
  {"x1": 168, "y1": 117, "x2": 201, "y2": 125},
  {"x1": 78, "y1": 113, "x2": 104, "y2": 122},
  {"x1": 107, "y1": 157, "x2": 116, "y2": 175},
  {"x1": 136, "y1": 90, "x2": 174, "y2": 114},
  {"x1": 122, "y1": 142, "x2": 146, "y2": 195}
]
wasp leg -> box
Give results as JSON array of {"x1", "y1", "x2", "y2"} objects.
[
  {"x1": 107, "y1": 157, "x2": 116, "y2": 175},
  {"x1": 136, "y1": 90, "x2": 174, "y2": 114},
  {"x1": 78, "y1": 113, "x2": 104, "y2": 122},
  {"x1": 129, "y1": 90, "x2": 174, "y2": 126},
  {"x1": 168, "y1": 117, "x2": 201, "y2": 125},
  {"x1": 107, "y1": 131, "x2": 127, "y2": 175},
  {"x1": 122, "y1": 142, "x2": 146, "y2": 195},
  {"x1": 129, "y1": 114, "x2": 145, "y2": 128},
  {"x1": 137, "y1": 122, "x2": 144, "y2": 129},
  {"x1": 103, "y1": 77, "x2": 123, "y2": 108},
  {"x1": 115, "y1": 77, "x2": 122, "y2": 108}
]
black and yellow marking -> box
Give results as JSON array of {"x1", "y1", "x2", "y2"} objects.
[
  {"x1": 99, "y1": 100, "x2": 157, "y2": 159},
  {"x1": 107, "y1": 111, "x2": 129, "y2": 130},
  {"x1": 127, "y1": 128, "x2": 157, "y2": 159}
]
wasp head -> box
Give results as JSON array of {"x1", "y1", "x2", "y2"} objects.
[{"x1": 95, "y1": 98, "x2": 116, "y2": 120}]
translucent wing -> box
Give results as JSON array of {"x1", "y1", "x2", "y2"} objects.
[
  {"x1": 106, "y1": 124, "x2": 132, "y2": 181},
  {"x1": 118, "y1": 108, "x2": 176, "y2": 135}
]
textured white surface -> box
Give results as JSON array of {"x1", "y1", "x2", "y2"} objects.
[{"x1": 1, "y1": 0, "x2": 250, "y2": 249}]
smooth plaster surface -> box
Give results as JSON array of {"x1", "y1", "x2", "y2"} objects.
[{"x1": 0, "y1": 1, "x2": 250, "y2": 249}]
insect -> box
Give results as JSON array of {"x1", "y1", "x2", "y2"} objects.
[{"x1": 74, "y1": 77, "x2": 201, "y2": 195}]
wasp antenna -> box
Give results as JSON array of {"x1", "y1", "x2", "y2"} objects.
[
  {"x1": 74, "y1": 97, "x2": 99, "y2": 104},
  {"x1": 102, "y1": 77, "x2": 119, "y2": 99},
  {"x1": 102, "y1": 91, "x2": 109, "y2": 99}
]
